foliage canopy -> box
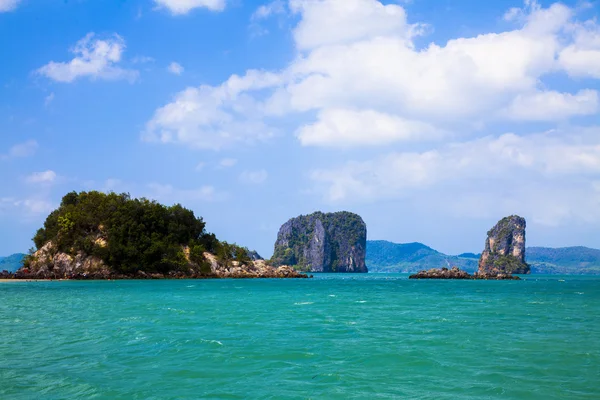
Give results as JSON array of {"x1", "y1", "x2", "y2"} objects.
[{"x1": 31, "y1": 191, "x2": 251, "y2": 274}]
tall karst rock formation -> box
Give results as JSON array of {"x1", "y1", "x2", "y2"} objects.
[
  {"x1": 478, "y1": 215, "x2": 530, "y2": 275},
  {"x1": 271, "y1": 211, "x2": 368, "y2": 273}
]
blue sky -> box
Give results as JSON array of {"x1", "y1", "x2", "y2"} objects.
[{"x1": 1, "y1": 0, "x2": 600, "y2": 258}]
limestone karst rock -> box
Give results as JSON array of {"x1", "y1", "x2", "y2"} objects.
[
  {"x1": 271, "y1": 211, "x2": 367, "y2": 273},
  {"x1": 478, "y1": 215, "x2": 530, "y2": 275}
]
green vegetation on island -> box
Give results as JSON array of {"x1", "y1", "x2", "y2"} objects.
[{"x1": 14, "y1": 191, "x2": 306, "y2": 279}]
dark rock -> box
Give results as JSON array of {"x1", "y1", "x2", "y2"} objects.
[
  {"x1": 478, "y1": 215, "x2": 530, "y2": 275},
  {"x1": 409, "y1": 266, "x2": 472, "y2": 279},
  {"x1": 271, "y1": 211, "x2": 367, "y2": 273},
  {"x1": 11, "y1": 245, "x2": 310, "y2": 281},
  {"x1": 409, "y1": 266, "x2": 521, "y2": 280}
]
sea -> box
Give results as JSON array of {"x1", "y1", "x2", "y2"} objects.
[{"x1": 1, "y1": 274, "x2": 599, "y2": 399}]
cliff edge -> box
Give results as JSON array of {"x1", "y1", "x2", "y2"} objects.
[{"x1": 271, "y1": 211, "x2": 367, "y2": 273}]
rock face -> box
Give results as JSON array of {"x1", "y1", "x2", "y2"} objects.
[
  {"x1": 11, "y1": 242, "x2": 308, "y2": 280},
  {"x1": 409, "y1": 267, "x2": 521, "y2": 280},
  {"x1": 478, "y1": 215, "x2": 530, "y2": 275},
  {"x1": 271, "y1": 211, "x2": 367, "y2": 273}
]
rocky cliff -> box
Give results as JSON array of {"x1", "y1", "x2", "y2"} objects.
[
  {"x1": 478, "y1": 215, "x2": 530, "y2": 275},
  {"x1": 11, "y1": 241, "x2": 306, "y2": 280},
  {"x1": 8, "y1": 191, "x2": 308, "y2": 280},
  {"x1": 271, "y1": 211, "x2": 367, "y2": 273}
]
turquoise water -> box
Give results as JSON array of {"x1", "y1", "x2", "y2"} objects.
[{"x1": 1, "y1": 274, "x2": 599, "y2": 399}]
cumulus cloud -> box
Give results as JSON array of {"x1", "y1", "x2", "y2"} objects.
[
  {"x1": 168, "y1": 62, "x2": 184, "y2": 75},
  {"x1": 153, "y1": 0, "x2": 225, "y2": 14},
  {"x1": 290, "y1": 0, "x2": 425, "y2": 50},
  {"x1": 0, "y1": 0, "x2": 20, "y2": 12},
  {"x1": 36, "y1": 33, "x2": 138, "y2": 83},
  {"x1": 145, "y1": 0, "x2": 600, "y2": 151},
  {"x1": 143, "y1": 71, "x2": 281, "y2": 149},
  {"x1": 503, "y1": 89, "x2": 599, "y2": 121},
  {"x1": 25, "y1": 170, "x2": 58, "y2": 185},
  {"x1": 239, "y1": 169, "x2": 268, "y2": 184},
  {"x1": 297, "y1": 108, "x2": 442, "y2": 147},
  {"x1": 558, "y1": 22, "x2": 600, "y2": 79}
]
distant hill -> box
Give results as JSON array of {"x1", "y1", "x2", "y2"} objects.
[
  {"x1": 457, "y1": 253, "x2": 480, "y2": 259},
  {"x1": 367, "y1": 241, "x2": 600, "y2": 274},
  {"x1": 366, "y1": 241, "x2": 478, "y2": 273},
  {"x1": 0, "y1": 254, "x2": 26, "y2": 273},
  {"x1": 527, "y1": 247, "x2": 600, "y2": 275}
]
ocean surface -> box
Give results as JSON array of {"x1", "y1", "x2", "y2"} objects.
[{"x1": 1, "y1": 274, "x2": 599, "y2": 399}]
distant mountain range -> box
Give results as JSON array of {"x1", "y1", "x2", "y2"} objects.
[
  {"x1": 4, "y1": 243, "x2": 600, "y2": 275},
  {"x1": 0, "y1": 253, "x2": 26, "y2": 273},
  {"x1": 367, "y1": 241, "x2": 600, "y2": 274}
]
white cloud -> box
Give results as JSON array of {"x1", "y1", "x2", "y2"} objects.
[
  {"x1": 503, "y1": 89, "x2": 599, "y2": 121},
  {"x1": 0, "y1": 0, "x2": 20, "y2": 12},
  {"x1": 143, "y1": 71, "x2": 281, "y2": 149},
  {"x1": 168, "y1": 62, "x2": 184, "y2": 75},
  {"x1": 558, "y1": 21, "x2": 600, "y2": 79},
  {"x1": 218, "y1": 158, "x2": 237, "y2": 168},
  {"x1": 240, "y1": 169, "x2": 268, "y2": 184},
  {"x1": 25, "y1": 170, "x2": 57, "y2": 185},
  {"x1": 1, "y1": 140, "x2": 38, "y2": 160},
  {"x1": 310, "y1": 127, "x2": 600, "y2": 202},
  {"x1": 252, "y1": 0, "x2": 286, "y2": 21},
  {"x1": 289, "y1": 0, "x2": 423, "y2": 50},
  {"x1": 153, "y1": 0, "x2": 226, "y2": 14},
  {"x1": 296, "y1": 108, "x2": 442, "y2": 147},
  {"x1": 146, "y1": 0, "x2": 600, "y2": 151},
  {"x1": 37, "y1": 33, "x2": 138, "y2": 83}
]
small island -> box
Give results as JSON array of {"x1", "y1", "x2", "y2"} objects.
[
  {"x1": 3, "y1": 191, "x2": 308, "y2": 280},
  {"x1": 271, "y1": 211, "x2": 368, "y2": 273},
  {"x1": 409, "y1": 215, "x2": 528, "y2": 280}
]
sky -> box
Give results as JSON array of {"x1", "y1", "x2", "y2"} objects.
[{"x1": 1, "y1": 0, "x2": 600, "y2": 258}]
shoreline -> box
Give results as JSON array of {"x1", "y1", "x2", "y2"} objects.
[{"x1": 0, "y1": 275, "x2": 311, "y2": 282}]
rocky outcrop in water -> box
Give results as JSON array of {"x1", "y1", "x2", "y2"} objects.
[
  {"x1": 478, "y1": 215, "x2": 529, "y2": 275},
  {"x1": 409, "y1": 267, "x2": 521, "y2": 280},
  {"x1": 11, "y1": 241, "x2": 307, "y2": 280},
  {"x1": 9, "y1": 191, "x2": 309, "y2": 280},
  {"x1": 409, "y1": 267, "x2": 472, "y2": 279},
  {"x1": 271, "y1": 211, "x2": 367, "y2": 273}
]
